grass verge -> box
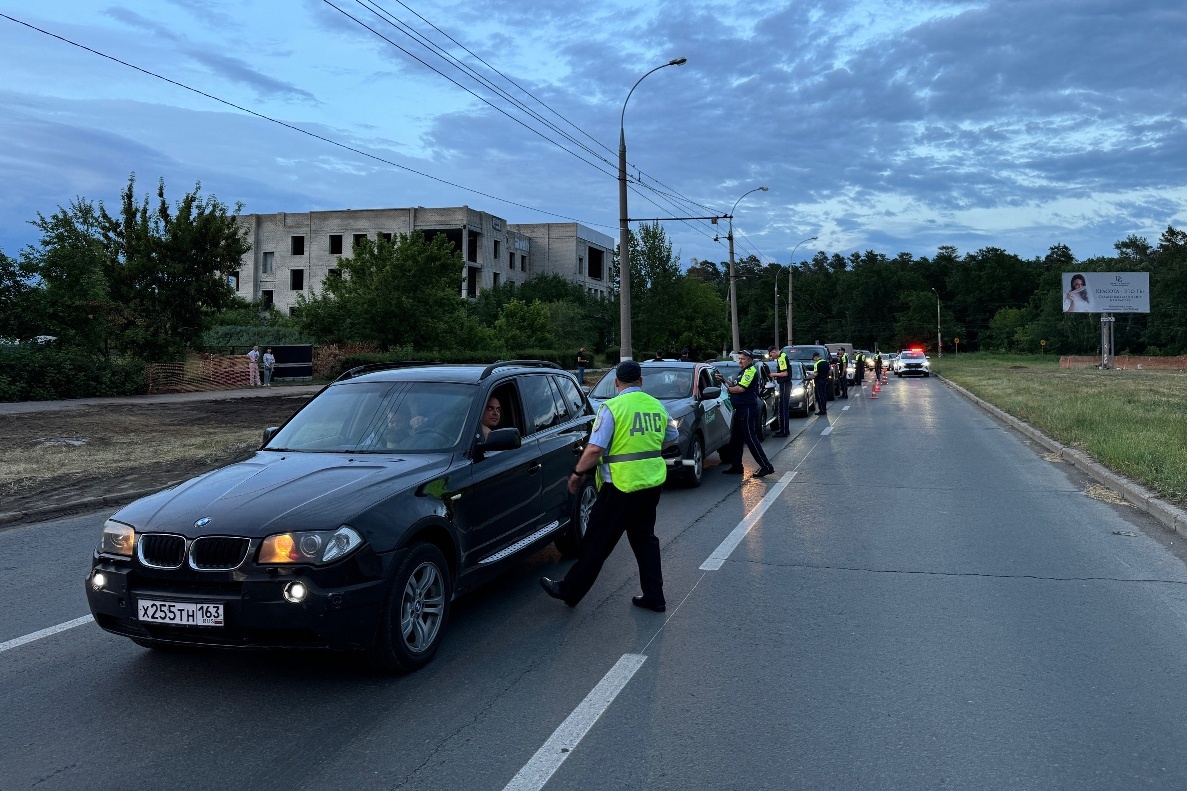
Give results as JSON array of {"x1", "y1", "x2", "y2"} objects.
[{"x1": 933, "y1": 353, "x2": 1187, "y2": 509}]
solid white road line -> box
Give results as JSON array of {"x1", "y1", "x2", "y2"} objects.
[
  {"x1": 700, "y1": 472, "x2": 797, "y2": 571},
  {"x1": 821, "y1": 426, "x2": 833, "y2": 435},
  {"x1": 503, "y1": 653, "x2": 647, "y2": 791},
  {"x1": 0, "y1": 615, "x2": 92, "y2": 654}
]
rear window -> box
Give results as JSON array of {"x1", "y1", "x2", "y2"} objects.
[{"x1": 783, "y1": 346, "x2": 826, "y2": 362}]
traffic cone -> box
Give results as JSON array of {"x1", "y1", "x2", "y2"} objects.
[{"x1": 870, "y1": 384, "x2": 878, "y2": 398}]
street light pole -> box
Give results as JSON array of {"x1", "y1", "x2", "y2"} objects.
[
  {"x1": 931, "y1": 287, "x2": 942, "y2": 357},
  {"x1": 618, "y1": 57, "x2": 686, "y2": 362},
  {"x1": 727, "y1": 186, "x2": 768, "y2": 353},
  {"x1": 784, "y1": 235, "x2": 817, "y2": 346}
]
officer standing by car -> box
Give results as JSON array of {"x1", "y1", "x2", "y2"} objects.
[
  {"x1": 837, "y1": 348, "x2": 849, "y2": 399},
  {"x1": 722, "y1": 350, "x2": 775, "y2": 477},
  {"x1": 873, "y1": 350, "x2": 884, "y2": 381},
  {"x1": 540, "y1": 360, "x2": 678, "y2": 612},
  {"x1": 812, "y1": 351, "x2": 830, "y2": 416},
  {"x1": 854, "y1": 350, "x2": 866, "y2": 386},
  {"x1": 769, "y1": 344, "x2": 791, "y2": 437}
]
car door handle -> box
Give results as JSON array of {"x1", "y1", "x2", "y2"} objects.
[
  {"x1": 572, "y1": 444, "x2": 585, "y2": 455},
  {"x1": 528, "y1": 462, "x2": 542, "y2": 475}
]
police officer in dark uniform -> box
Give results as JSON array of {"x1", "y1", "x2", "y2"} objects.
[
  {"x1": 855, "y1": 350, "x2": 866, "y2": 386},
  {"x1": 873, "y1": 350, "x2": 883, "y2": 381},
  {"x1": 812, "y1": 351, "x2": 829, "y2": 416},
  {"x1": 540, "y1": 360, "x2": 678, "y2": 611},
  {"x1": 769, "y1": 344, "x2": 791, "y2": 436},
  {"x1": 836, "y1": 348, "x2": 849, "y2": 398},
  {"x1": 722, "y1": 350, "x2": 775, "y2": 477}
]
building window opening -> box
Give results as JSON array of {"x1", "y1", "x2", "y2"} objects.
[
  {"x1": 291, "y1": 269, "x2": 305, "y2": 291},
  {"x1": 380, "y1": 232, "x2": 392, "y2": 244},
  {"x1": 353, "y1": 233, "x2": 368, "y2": 248},
  {"x1": 229, "y1": 271, "x2": 240, "y2": 290},
  {"x1": 588, "y1": 248, "x2": 605, "y2": 281},
  {"x1": 467, "y1": 231, "x2": 480, "y2": 263},
  {"x1": 261, "y1": 290, "x2": 274, "y2": 309},
  {"x1": 329, "y1": 234, "x2": 343, "y2": 255},
  {"x1": 509, "y1": 251, "x2": 514, "y2": 269},
  {"x1": 578, "y1": 255, "x2": 584, "y2": 275},
  {"x1": 466, "y1": 266, "x2": 480, "y2": 298},
  {"x1": 262, "y1": 252, "x2": 274, "y2": 274},
  {"x1": 291, "y1": 236, "x2": 305, "y2": 256},
  {"x1": 328, "y1": 268, "x2": 341, "y2": 280},
  {"x1": 521, "y1": 254, "x2": 527, "y2": 271},
  {"x1": 493, "y1": 272, "x2": 501, "y2": 288},
  {"x1": 493, "y1": 240, "x2": 501, "y2": 261}
]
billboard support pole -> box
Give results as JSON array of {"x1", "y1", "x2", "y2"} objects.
[{"x1": 1100, "y1": 313, "x2": 1115, "y2": 370}]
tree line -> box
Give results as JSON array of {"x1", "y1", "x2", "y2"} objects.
[{"x1": 4, "y1": 174, "x2": 1186, "y2": 399}]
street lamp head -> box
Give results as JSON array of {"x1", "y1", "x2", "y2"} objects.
[
  {"x1": 759, "y1": 186, "x2": 769, "y2": 191},
  {"x1": 668, "y1": 57, "x2": 688, "y2": 66}
]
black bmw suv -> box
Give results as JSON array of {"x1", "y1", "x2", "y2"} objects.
[{"x1": 85, "y1": 361, "x2": 595, "y2": 672}]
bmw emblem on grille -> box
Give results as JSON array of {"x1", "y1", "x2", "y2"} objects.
[{"x1": 195, "y1": 517, "x2": 212, "y2": 528}]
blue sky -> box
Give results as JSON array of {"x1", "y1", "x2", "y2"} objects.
[{"x1": 2, "y1": 0, "x2": 1185, "y2": 267}]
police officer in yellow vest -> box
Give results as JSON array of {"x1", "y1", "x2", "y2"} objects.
[
  {"x1": 769, "y1": 344, "x2": 792, "y2": 437},
  {"x1": 541, "y1": 360, "x2": 678, "y2": 612}
]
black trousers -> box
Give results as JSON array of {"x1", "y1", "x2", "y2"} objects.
[
  {"x1": 728, "y1": 402, "x2": 773, "y2": 470},
  {"x1": 815, "y1": 379, "x2": 829, "y2": 413},
  {"x1": 561, "y1": 483, "x2": 664, "y2": 605},
  {"x1": 838, "y1": 372, "x2": 849, "y2": 398},
  {"x1": 777, "y1": 381, "x2": 791, "y2": 432}
]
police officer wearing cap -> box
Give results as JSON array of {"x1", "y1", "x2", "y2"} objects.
[
  {"x1": 722, "y1": 350, "x2": 775, "y2": 477},
  {"x1": 769, "y1": 344, "x2": 791, "y2": 437},
  {"x1": 540, "y1": 360, "x2": 678, "y2": 612},
  {"x1": 812, "y1": 351, "x2": 829, "y2": 416},
  {"x1": 837, "y1": 348, "x2": 849, "y2": 399}
]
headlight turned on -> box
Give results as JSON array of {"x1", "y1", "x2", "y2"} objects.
[
  {"x1": 258, "y1": 526, "x2": 363, "y2": 565},
  {"x1": 100, "y1": 520, "x2": 135, "y2": 557}
]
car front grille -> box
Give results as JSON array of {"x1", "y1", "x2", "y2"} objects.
[
  {"x1": 138, "y1": 533, "x2": 187, "y2": 569},
  {"x1": 189, "y1": 536, "x2": 250, "y2": 570}
]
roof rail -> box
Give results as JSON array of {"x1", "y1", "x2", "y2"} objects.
[
  {"x1": 479, "y1": 360, "x2": 563, "y2": 380},
  {"x1": 334, "y1": 361, "x2": 443, "y2": 382}
]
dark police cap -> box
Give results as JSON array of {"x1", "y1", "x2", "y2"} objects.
[
  {"x1": 616, "y1": 360, "x2": 642, "y2": 382},
  {"x1": 736, "y1": 349, "x2": 753, "y2": 360}
]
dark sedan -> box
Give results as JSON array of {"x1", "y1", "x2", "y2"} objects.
[
  {"x1": 587, "y1": 361, "x2": 731, "y2": 488},
  {"x1": 86, "y1": 361, "x2": 594, "y2": 672}
]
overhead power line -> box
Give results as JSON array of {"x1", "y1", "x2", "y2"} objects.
[{"x1": 0, "y1": 12, "x2": 607, "y2": 227}]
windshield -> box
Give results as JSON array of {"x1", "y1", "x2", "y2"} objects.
[
  {"x1": 266, "y1": 381, "x2": 475, "y2": 453},
  {"x1": 782, "y1": 346, "x2": 826, "y2": 362},
  {"x1": 901, "y1": 351, "x2": 926, "y2": 360},
  {"x1": 590, "y1": 366, "x2": 695, "y2": 400}
]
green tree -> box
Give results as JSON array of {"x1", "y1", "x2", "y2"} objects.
[
  {"x1": 494, "y1": 299, "x2": 554, "y2": 349},
  {"x1": 0, "y1": 247, "x2": 46, "y2": 341},
  {"x1": 296, "y1": 231, "x2": 468, "y2": 349}
]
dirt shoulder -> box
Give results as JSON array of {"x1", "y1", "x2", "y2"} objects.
[{"x1": 1, "y1": 393, "x2": 315, "y2": 521}]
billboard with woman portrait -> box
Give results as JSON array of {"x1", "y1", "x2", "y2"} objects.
[{"x1": 1062, "y1": 272, "x2": 1150, "y2": 313}]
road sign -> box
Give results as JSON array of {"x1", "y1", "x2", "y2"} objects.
[{"x1": 1041, "y1": 339, "x2": 1047, "y2": 346}]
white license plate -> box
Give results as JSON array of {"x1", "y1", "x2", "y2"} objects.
[{"x1": 137, "y1": 599, "x2": 224, "y2": 627}]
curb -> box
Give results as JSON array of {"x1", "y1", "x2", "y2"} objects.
[
  {"x1": 0, "y1": 481, "x2": 182, "y2": 529},
  {"x1": 936, "y1": 374, "x2": 1187, "y2": 539}
]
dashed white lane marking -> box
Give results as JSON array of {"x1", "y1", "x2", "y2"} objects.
[
  {"x1": 700, "y1": 472, "x2": 797, "y2": 571},
  {"x1": 821, "y1": 426, "x2": 833, "y2": 435},
  {"x1": 842, "y1": 405, "x2": 851, "y2": 411},
  {"x1": 0, "y1": 615, "x2": 92, "y2": 654},
  {"x1": 503, "y1": 653, "x2": 647, "y2": 791}
]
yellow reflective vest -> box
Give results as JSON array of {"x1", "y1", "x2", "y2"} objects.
[{"x1": 599, "y1": 390, "x2": 668, "y2": 492}]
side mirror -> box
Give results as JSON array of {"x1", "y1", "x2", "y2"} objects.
[
  {"x1": 701, "y1": 386, "x2": 722, "y2": 400},
  {"x1": 581, "y1": 385, "x2": 591, "y2": 395},
  {"x1": 476, "y1": 427, "x2": 521, "y2": 454},
  {"x1": 262, "y1": 426, "x2": 280, "y2": 446}
]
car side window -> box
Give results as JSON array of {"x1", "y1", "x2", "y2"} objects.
[
  {"x1": 519, "y1": 375, "x2": 566, "y2": 434},
  {"x1": 698, "y1": 368, "x2": 714, "y2": 394},
  {"x1": 553, "y1": 375, "x2": 588, "y2": 418}
]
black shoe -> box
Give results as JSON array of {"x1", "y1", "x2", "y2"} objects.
[
  {"x1": 631, "y1": 595, "x2": 666, "y2": 612},
  {"x1": 722, "y1": 467, "x2": 745, "y2": 475},
  {"x1": 540, "y1": 577, "x2": 576, "y2": 607},
  {"x1": 754, "y1": 466, "x2": 775, "y2": 477}
]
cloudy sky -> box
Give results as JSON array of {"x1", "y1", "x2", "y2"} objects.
[{"x1": 2, "y1": 0, "x2": 1185, "y2": 267}]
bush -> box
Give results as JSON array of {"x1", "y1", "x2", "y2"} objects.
[
  {"x1": 0, "y1": 346, "x2": 146, "y2": 401},
  {"x1": 200, "y1": 324, "x2": 312, "y2": 351}
]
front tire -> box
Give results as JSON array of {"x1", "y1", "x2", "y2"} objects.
[
  {"x1": 368, "y1": 543, "x2": 451, "y2": 673},
  {"x1": 555, "y1": 478, "x2": 596, "y2": 556}
]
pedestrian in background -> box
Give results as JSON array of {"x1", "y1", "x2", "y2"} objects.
[
  {"x1": 812, "y1": 352, "x2": 829, "y2": 416},
  {"x1": 874, "y1": 351, "x2": 883, "y2": 381},
  {"x1": 247, "y1": 345, "x2": 261, "y2": 387},
  {"x1": 722, "y1": 350, "x2": 775, "y2": 477},
  {"x1": 540, "y1": 360, "x2": 677, "y2": 612},
  {"x1": 576, "y1": 346, "x2": 590, "y2": 385},
  {"x1": 262, "y1": 347, "x2": 276, "y2": 387},
  {"x1": 769, "y1": 344, "x2": 791, "y2": 436},
  {"x1": 679, "y1": 348, "x2": 692, "y2": 362}
]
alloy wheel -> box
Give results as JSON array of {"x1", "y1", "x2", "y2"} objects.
[{"x1": 401, "y1": 561, "x2": 445, "y2": 654}]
